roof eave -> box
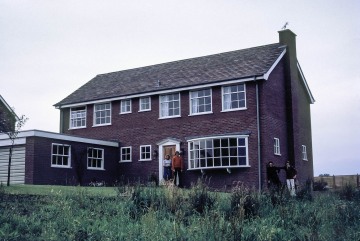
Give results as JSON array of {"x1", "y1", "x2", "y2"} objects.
[
  {"x1": 263, "y1": 48, "x2": 286, "y2": 80},
  {"x1": 54, "y1": 76, "x2": 265, "y2": 109},
  {"x1": 297, "y1": 62, "x2": 315, "y2": 104},
  {"x1": 0, "y1": 95, "x2": 20, "y2": 121}
]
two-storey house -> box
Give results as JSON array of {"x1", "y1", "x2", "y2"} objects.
[{"x1": 52, "y1": 29, "x2": 314, "y2": 189}]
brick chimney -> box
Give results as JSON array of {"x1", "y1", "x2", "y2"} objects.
[{"x1": 278, "y1": 29, "x2": 300, "y2": 167}]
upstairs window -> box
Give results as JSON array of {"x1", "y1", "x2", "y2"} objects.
[
  {"x1": 139, "y1": 97, "x2": 151, "y2": 112},
  {"x1": 190, "y1": 89, "x2": 212, "y2": 115},
  {"x1": 94, "y1": 103, "x2": 111, "y2": 126},
  {"x1": 51, "y1": 143, "x2": 71, "y2": 168},
  {"x1": 70, "y1": 106, "x2": 86, "y2": 129},
  {"x1": 120, "y1": 147, "x2": 132, "y2": 162},
  {"x1": 121, "y1": 99, "x2": 132, "y2": 114},
  {"x1": 87, "y1": 147, "x2": 104, "y2": 169},
  {"x1": 222, "y1": 84, "x2": 246, "y2": 111},
  {"x1": 140, "y1": 145, "x2": 151, "y2": 161},
  {"x1": 302, "y1": 145, "x2": 308, "y2": 161},
  {"x1": 160, "y1": 93, "x2": 180, "y2": 118},
  {"x1": 274, "y1": 138, "x2": 281, "y2": 155},
  {"x1": 188, "y1": 136, "x2": 249, "y2": 170}
]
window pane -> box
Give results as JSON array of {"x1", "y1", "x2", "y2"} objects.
[
  {"x1": 222, "y1": 84, "x2": 245, "y2": 111},
  {"x1": 188, "y1": 136, "x2": 248, "y2": 169}
]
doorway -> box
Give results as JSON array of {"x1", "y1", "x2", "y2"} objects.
[{"x1": 156, "y1": 138, "x2": 181, "y2": 183}]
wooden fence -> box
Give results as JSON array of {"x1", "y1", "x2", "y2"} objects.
[{"x1": 314, "y1": 174, "x2": 360, "y2": 189}]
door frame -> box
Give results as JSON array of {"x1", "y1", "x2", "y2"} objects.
[{"x1": 156, "y1": 138, "x2": 181, "y2": 183}]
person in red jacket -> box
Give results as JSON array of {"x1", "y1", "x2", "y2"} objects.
[{"x1": 172, "y1": 151, "x2": 183, "y2": 187}]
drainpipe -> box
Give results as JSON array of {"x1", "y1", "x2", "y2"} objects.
[
  {"x1": 255, "y1": 77, "x2": 261, "y2": 192},
  {"x1": 59, "y1": 107, "x2": 63, "y2": 133}
]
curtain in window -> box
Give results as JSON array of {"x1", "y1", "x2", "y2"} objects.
[
  {"x1": 223, "y1": 87, "x2": 231, "y2": 110},
  {"x1": 161, "y1": 95, "x2": 169, "y2": 117},
  {"x1": 191, "y1": 92, "x2": 199, "y2": 114}
]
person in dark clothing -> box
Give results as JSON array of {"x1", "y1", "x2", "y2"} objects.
[
  {"x1": 266, "y1": 161, "x2": 282, "y2": 190},
  {"x1": 284, "y1": 161, "x2": 297, "y2": 196}
]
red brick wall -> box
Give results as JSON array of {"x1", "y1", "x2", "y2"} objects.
[
  {"x1": 259, "y1": 58, "x2": 290, "y2": 188},
  {"x1": 25, "y1": 136, "x2": 119, "y2": 186},
  {"x1": 62, "y1": 84, "x2": 261, "y2": 189}
]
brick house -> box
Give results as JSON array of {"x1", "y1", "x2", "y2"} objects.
[{"x1": 51, "y1": 29, "x2": 314, "y2": 190}]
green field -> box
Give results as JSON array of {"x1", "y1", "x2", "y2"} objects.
[{"x1": 1, "y1": 181, "x2": 359, "y2": 241}]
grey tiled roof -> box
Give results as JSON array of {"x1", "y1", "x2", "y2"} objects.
[{"x1": 55, "y1": 43, "x2": 286, "y2": 107}]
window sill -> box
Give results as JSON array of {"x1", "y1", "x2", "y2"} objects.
[
  {"x1": 69, "y1": 126, "x2": 86, "y2": 130},
  {"x1": 221, "y1": 107, "x2": 247, "y2": 113},
  {"x1": 188, "y1": 111, "x2": 213, "y2": 117},
  {"x1": 119, "y1": 160, "x2": 132, "y2": 163},
  {"x1": 139, "y1": 159, "x2": 152, "y2": 162},
  {"x1": 119, "y1": 112, "x2": 132, "y2": 115},
  {"x1": 92, "y1": 123, "x2": 112, "y2": 127},
  {"x1": 188, "y1": 166, "x2": 250, "y2": 171},
  {"x1": 51, "y1": 165, "x2": 71, "y2": 169},
  {"x1": 87, "y1": 168, "x2": 105, "y2": 171},
  {"x1": 158, "y1": 115, "x2": 181, "y2": 120}
]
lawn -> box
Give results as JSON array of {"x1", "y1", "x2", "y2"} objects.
[
  {"x1": 4, "y1": 184, "x2": 117, "y2": 197},
  {"x1": 1, "y1": 181, "x2": 359, "y2": 241}
]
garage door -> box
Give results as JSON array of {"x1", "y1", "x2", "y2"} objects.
[{"x1": 0, "y1": 146, "x2": 25, "y2": 185}]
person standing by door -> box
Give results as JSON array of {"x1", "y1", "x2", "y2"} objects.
[
  {"x1": 172, "y1": 151, "x2": 183, "y2": 187},
  {"x1": 163, "y1": 154, "x2": 172, "y2": 181}
]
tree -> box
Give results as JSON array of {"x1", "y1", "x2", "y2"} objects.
[{"x1": 0, "y1": 107, "x2": 28, "y2": 186}]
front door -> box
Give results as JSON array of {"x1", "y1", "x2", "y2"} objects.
[
  {"x1": 163, "y1": 145, "x2": 176, "y2": 160},
  {"x1": 160, "y1": 145, "x2": 176, "y2": 182}
]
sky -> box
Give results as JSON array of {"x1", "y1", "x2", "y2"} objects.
[{"x1": 1, "y1": 1, "x2": 359, "y2": 176}]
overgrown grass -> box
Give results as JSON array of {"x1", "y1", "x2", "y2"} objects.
[
  {"x1": 0, "y1": 181, "x2": 359, "y2": 240},
  {"x1": 4, "y1": 184, "x2": 117, "y2": 197}
]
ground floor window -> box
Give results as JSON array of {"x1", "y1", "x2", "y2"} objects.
[
  {"x1": 140, "y1": 145, "x2": 151, "y2": 161},
  {"x1": 51, "y1": 143, "x2": 71, "y2": 168},
  {"x1": 188, "y1": 135, "x2": 248, "y2": 170},
  {"x1": 120, "y1": 146, "x2": 132, "y2": 162},
  {"x1": 87, "y1": 147, "x2": 104, "y2": 169}
]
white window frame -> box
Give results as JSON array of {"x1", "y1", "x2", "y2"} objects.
[
  {"x1": 94, "y1": 102, "x2": 111, "y2": 126},
  {"x1": 159, "y1": 93, "x2": 181, "y2": 119},
  {"x1": 120, "y1": 146, "x2": 132, "y2": 162},
  {"x1": 139, "y1": 145, "x2": 152, "y2": 161},
  {"x1": 51, "y1": 143, "x2": 71, "y2": 168},
  {"x1": 120, "y1": 99, "x2": 132, "y2": 114},
  {"x1": 70, "y1": 106, "x2": 87, "y2": 129},
  {"x1": 302, "y1": 145, "x2": 308, "y2": 161},
  {"x1": 187, "y1": 135, "x2": 249, "y2": 170},
  {"x1": 139, "y1": 97, "x2": 151, "y2": 112},
  {"x1": 221, "y1": 83, "x2": 246, "y2": 112},
  {"x1": 189, "y1": 88, "x2": 212, "y2": 116},
  {"x1": 274, "y1": 138, "x2": 281, "y2": 155},
  {"x1": 87, "y1": 147, "x2": 104, "y2": 170}
]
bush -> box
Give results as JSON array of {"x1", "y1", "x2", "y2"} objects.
[
  {"x1": 337, "y1": 183, "x2": 360, "y2": 201},
  {"x1": 230, "y1": 183, "x2": 260, "y2": 219},
  {"x1": 188, "y1": 178, "x2": 215, "y2": 214},
  {"x1": 313, "y1": 180, "x2": 328, "y2": 191}
]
